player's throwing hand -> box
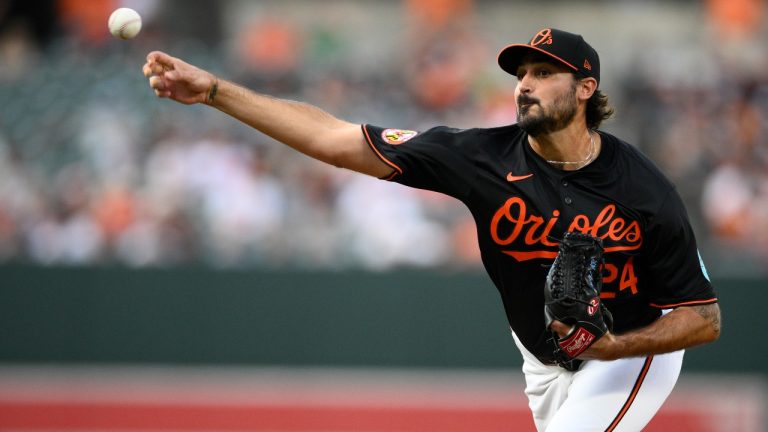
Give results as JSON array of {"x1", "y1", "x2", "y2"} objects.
[{"x1": 142, "y1": 51, "x2": 217, "y2": 105}]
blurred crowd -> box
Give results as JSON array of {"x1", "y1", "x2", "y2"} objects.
[{"x1": 0, "y1": 0, "x2": 766, "y2": 275}]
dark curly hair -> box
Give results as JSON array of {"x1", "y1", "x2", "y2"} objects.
[{"x1": 585, "y1": 88, "x2": 614, "y2": 130}]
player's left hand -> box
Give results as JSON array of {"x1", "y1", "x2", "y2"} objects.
[{"x1": 550, "y1": 319, "x2": 619, "y2": 360}]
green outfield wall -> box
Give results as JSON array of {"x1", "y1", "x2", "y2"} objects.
[{"x1": 0, "y1": 266, "x2": 762, "y2": 374}]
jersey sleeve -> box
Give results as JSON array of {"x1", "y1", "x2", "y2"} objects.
[
  {"x1": 362, "y1": 124, "x2": 478, "y2": 199},
  {"x1": 643, "y1": 188, "x2": 718, "y2": 308}
]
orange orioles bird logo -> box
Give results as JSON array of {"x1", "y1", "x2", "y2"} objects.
[{"x1": 530, "y1": 29, "x2": 553, "y2": 46}]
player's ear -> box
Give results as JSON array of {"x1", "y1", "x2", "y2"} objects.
[{"x1": 577, "y1": 77, "x2": 598, "y2": 101}]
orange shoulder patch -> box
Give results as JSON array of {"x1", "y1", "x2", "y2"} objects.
[{"x1": 381, "y1": 129, "x2": 418, "y2": 145}]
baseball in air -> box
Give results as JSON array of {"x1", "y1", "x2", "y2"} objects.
[{"x1": 108, "y1": 8, "x2": 142, "y2": 40}]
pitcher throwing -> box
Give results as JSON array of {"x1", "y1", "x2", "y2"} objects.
[{"x1": 143, "y1": 27, "x2": 720, "y2": 431}]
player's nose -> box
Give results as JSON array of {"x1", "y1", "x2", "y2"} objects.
[{"x1": 516, "y1": 78, "x2": 533, "y2": 96}]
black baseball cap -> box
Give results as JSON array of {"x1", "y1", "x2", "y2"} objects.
[{"x1": 498, "y1": 28, "x2": 600, "y2": 85}]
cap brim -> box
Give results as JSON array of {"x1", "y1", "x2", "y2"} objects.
[{"x1": 498, "y1": 44, "x2": 579, "y2": 76}]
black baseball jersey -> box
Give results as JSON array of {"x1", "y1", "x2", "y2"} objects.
[{"x1": 362, "y1": 123, "x2": 718, "y2": 364}]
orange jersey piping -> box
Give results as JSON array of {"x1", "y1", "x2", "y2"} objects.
[
  {"x1": 649, "y1": 298, "x2": 718, "y2": 309},
  {"x1": 361, "y1": 124, "x2": 403, "y2": 180}
]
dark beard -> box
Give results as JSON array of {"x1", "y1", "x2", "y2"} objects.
[{"x1": 517, "y1": 86, "x2": 578, "y2": 137}]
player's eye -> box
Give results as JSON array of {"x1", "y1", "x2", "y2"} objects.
[{"x1": 537, "y1": 69, "x2": 551, "y2": 78}]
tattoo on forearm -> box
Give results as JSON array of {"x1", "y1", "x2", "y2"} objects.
[{"x1": 692, "y1": 304, "x2": 721, "y2": 334}]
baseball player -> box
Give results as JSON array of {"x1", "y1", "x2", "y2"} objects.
[{"x1": 143, "y1": 27, "x2": 720, "y2": 431}]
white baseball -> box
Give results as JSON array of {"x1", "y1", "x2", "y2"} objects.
[{"x1": 108, "y1": 8, "x2": 142, "y2": 40}]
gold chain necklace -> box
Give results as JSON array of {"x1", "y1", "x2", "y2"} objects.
[{"x1": 545, "y1": 131, "x2": 596, "y2": 167}]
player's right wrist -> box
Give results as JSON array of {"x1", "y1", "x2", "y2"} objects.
[{"x1": 205, "y1": 75, "x2": 219, "y2": 105}]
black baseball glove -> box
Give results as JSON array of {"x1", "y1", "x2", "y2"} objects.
[{"x1": 544, "y1": 232, "x2": 613, "y2": 371}]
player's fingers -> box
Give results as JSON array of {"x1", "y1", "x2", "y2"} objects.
[
  {"x1": 146, "y1": 50, "x2": 170, "y2": 63},
  {"x1": 154, "y1": 89, "x2": 171, "y2": 98},
  {"x1": 149, "y1": 75, "x2": 165, "y2": 90},
  {"x1": 146, "y1": 51, "x2": 175, "y2": 70},
  {"x1": 144, "y1": 62, "x2": 165, "y2": 77},
  {"x1": 142, "y1": 63, "x2": 154, "y2": 78},
  {"x1": 549, "y1": 320, "x2": 573, "y2": 339}
]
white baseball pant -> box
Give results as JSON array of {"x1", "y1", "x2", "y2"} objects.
[{"x1": 512, "y1": 331, "x2": 683, "y2": 431}]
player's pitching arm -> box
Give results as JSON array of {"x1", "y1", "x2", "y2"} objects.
[
  {"x1": 142, "y1": 51, "x2": 394, "y2": 178},
  {"x1": 550, "y1": 303, "x2": 721, "y2": 361}
]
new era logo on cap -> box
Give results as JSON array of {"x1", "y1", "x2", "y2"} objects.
[{"x1": 498, "y1": 28, "x2": 600, "y2": 85}]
